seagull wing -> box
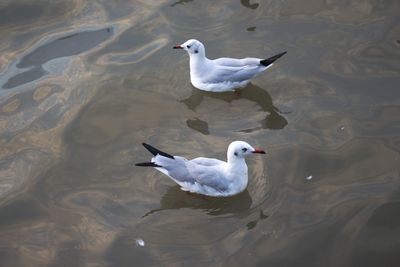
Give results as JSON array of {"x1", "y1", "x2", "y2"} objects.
[
  {"x1": 201, "y1": 57, "x2": 269, "y2": 84},
  {"x1": 156, "y1": 156, "x2": 229, "y2": 191},
  {"x1": 153, "y1": 155, "x2": 195, "y2": 183},
  {"x1": 213, "y1": 57, "x2": 261, "y2": 67},
  {"x1": 187, "y1": 161, "x2": 230, "y2": 192},
  {"x1": 203, "y1": 63, "x2": 265, "y2": 84},
  {"x1": 191, "y1": 157, "x2": 225, "y2": 166}
]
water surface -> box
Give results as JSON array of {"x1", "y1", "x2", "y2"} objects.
[{"x1": 0, "y1": 1, "x2": 400, "y2": 266}]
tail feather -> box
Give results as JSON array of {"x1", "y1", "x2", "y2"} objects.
[
  {"x1": 142, "y1": 143, "x2": 174, "y2": 159},
  {"x1": 135, "y1": 162, "x2": 162, "y2": 167},
  {"x1": 260, "y1": 51, "x2": 287, "y2": 67}
]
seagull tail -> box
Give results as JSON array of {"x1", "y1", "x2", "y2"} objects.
[
  {"x1": 260, "y1": 51, "x2": 287, "y2": 67},
  {"x1": 142, "y1": 143, "x2": 174, "y2": 159},
  {"x1": 135, "y1": 162, "x2": 162, "y2": 167}
]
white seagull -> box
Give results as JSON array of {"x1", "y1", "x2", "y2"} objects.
[
  {"x1": 135, "y1": 141, "x2": 265, "y2": 197},
  {"x1": 173, "y1": 39, "x2": 286, "y2": 92}
]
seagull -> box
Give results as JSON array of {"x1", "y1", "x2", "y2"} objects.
[
  {"x1": 135, "y1": 141, "x2": 265, "y2": 197},
  {"x1": 173, "y1": 39, "x2": 286, "y2": 92}
]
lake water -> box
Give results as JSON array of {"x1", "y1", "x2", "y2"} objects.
[{"x1": 0, "y1": 1, "x2": 399, "y2": 266}]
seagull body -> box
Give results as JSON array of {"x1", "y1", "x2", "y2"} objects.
[
  {"x1": 136, "y1": 141, "x2": 265, "y2": 197},
  {"x1": 174, "y1": 39, "x2": 286, "y2": 92}
]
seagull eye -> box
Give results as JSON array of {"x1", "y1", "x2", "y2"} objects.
[
  {"x1": 187, "y1": 45, "x2": 191, "y2": 49},
  {"x1": 242, "y1": 148, "x2": 248, "y2": 152}
]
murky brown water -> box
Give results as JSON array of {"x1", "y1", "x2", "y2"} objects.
[{"x1": 1, "y1": 1, "x2": 400, "y2": 266}]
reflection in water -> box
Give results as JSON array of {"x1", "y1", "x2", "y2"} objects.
[
  {"x1": 246, "y1": 210, "x2": 268, "y2": 230},
  {"x1": 170, "y1": 0, "x2": 194, "y2": 7},
  {"x1": 143, "y1": 186, "x2": 253, "y2": 217},
  {"x1": 181, "y1": 83, "x2": 288, "y2": 134},
  {"x1": 171, "y1": 0, "x2": 259, "y2": 10},
  {"x1": 246, "y1": 26, "x2": 257, "y2": 31},
  {"x1": 17, "y1": 28, "x2": 113, "y2": 69},
  {"x1": 2, "y1": 27, "x2": 113, "y2": 89},
  {"x1": 240, "y1": 0, "x2": 259, "y2": 10},
  {"x1": 186, "y1": 117, "x2": 210, "y2": 135}
]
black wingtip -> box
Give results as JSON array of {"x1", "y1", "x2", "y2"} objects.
[
  {"x1": 135, "y1": 162, "x2": 162, "y2": 167},
  {"x1": 142, "y1": 143, "x2": 174, "y2": 159},
  {"x1": 260, "y1": 51, "x2": 287, "y2": 67}
]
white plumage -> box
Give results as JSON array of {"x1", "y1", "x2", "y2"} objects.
[
  {"x1": 174, "y1": 39, "x2": 286, "y2": 92},
  {"x1": 136, "y1": 141, "x2": 265, "y2": 197}
]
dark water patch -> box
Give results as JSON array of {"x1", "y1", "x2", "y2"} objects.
[
  {"x1": 246, "y1": 210, "x2": 268, "y2": 230},
  {"x1": 170, "y1": 0, "x2": 194, "y2": 7},
  {"x1": 386, "y1": 135, "x2": 400, "y2": 153},
  {"x1": 0, "y1": 2, "x2": 45, "y2": 26},
  {"x1": 17, "y1": 28, "x2": 113, "y2": 68},
  {"x1": 48, "y1": 240, "x2": 85, "y2": 267},
  {"x1": 106, "y1": 233, "x2": 156, "y2": 267},
  {"x1": 367, "y1": 202, "x2": 400, "y2": 228},
  {"x1": 2, "y1": 27, "x2": 113, "y2": 89},
  {"x1": 223, "y1": 202, "x2": 357, "y2": 267},
  {"x1": 352, "y1": 250, "x2": 400, "y2": 267},
  {"x1": 345, "y1": 104, "x2": 400, "y2": 140},
  {"x1": 240, "y1": 0, "x2": 259, "y2": 9},
  {"x1": 186, "y1": 118, "x2": 209, "y2": 135},
  {"x1": 0, "y1": 197, "x2": 45, "y2": 226},
  {"x1": 350, "y1": 202, "x2": 400, "y2": 267},
  {"x1": 0, "y1": 248, "x2": 20, "y2": 267},
  {"x1": 3, "y1": 67, "x2": 46, "y2": 89},
  {"x1": 0, "y1": 1, "x2": 73, "y2": 30}
]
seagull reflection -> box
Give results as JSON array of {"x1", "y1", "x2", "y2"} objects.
[
  {"x1": 142, "y1": 186, "x2": 253, "y2": 218},
  {"x1": 171, "y1": 0, "x2": 259, "y2": 9},
  {"x1": 170, "y1": 0, "x2": 194, "y2": 7},
  {"x1": 181, "y1": 83, "x2": 289, "y2": 134},
  {"x1": 240, "y1": 0, "x2": 259, "y2": 9}
]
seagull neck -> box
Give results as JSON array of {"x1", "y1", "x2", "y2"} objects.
[
  {"x1": 226, "y1": 155, "x2": 248, "y2": 187},
  {"x1": 189, "y1": 51, "x2": 207, "y2": 64},
  {"x1": 226, "y1": 154, "x2": 247, "y2": 170}
]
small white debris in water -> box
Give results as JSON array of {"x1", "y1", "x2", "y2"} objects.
[
  {"x1": 340, "y1": 126, "x2": 345, "y2": 130},
  {"x1": 306, "y1": 175, "x2": 313, "y2": 180},
  {"x1": 135, "y1": 238, "x2": 145, "y2": 247}
]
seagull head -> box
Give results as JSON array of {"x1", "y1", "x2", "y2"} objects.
[
  {"x1": 173, "y1": 39, "x2": 205, "y2": 56},
  {"x1": 227, "y1": 141, "x2": 265, "y2": 161}
]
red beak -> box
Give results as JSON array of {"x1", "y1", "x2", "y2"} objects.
[
  {"x1": 173, "y1": 44, "x2": 183, "y2": 49},
  {"x1": 252, "y1": 148, "x2": 266, "y2": 154}
]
